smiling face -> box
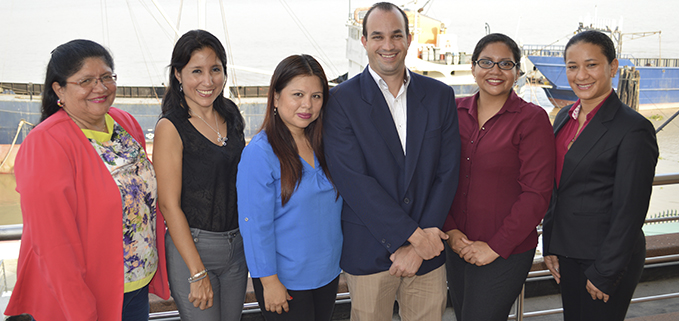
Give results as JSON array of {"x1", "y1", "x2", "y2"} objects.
[
  {"x1": 274, "y1": 75, "x2": 324, "y2": 136},
  {"x1": 472, "y1": 42, "x2": 519, "y2": 98},
  {"x1": 175, "y1": 47, "x2": 225, "y2": 110},
  {"x1": 361, "y1": 7, "x2": 411, "y2": 80},
  {"x1": 53, "y1": 57, "x2": 116, "y2": 125},
  {"x1": 565, "y1": 41, "x2": 618, "y2": 107}
]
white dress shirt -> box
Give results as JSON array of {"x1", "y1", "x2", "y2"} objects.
[{"x1": 368, "y1": 66, "x2": 411, "y2": 154}]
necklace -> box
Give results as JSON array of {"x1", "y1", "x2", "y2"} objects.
[
  {"x1": 64, "y1": 108, "x2": 107, "y2": 132},
  {"x1": 191, "y1": 109, "x2": 227, "y2": 146}
]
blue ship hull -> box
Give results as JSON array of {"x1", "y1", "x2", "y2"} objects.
[
  {"x1": 528, "y1": 55, "x2": 679, "y2": 105},
  {"x1": 0, "y1": 99, "x2": 163, "y2": 145},
  {"x1": 0, "y1": 99, "x2": 266, "y2": 145}
]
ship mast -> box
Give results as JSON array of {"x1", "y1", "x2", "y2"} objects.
[{"x1": 575, "y1": 18, "x2": 661, "y2": 59}]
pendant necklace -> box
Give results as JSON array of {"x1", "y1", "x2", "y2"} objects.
[{"x1": 191, "y1": 109, "x2": 227, "y2": 146}]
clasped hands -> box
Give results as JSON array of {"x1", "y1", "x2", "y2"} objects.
[
  {"x1": 446, "y1": 229, "x2": 499, "y2": 266},
  {"x1": 389, "y1": 227, "x2": 448, "y2": 277}
]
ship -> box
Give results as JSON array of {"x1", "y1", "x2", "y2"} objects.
[
  {"x1": 524, "y1": 16, "x2": 679, "y2": 108},
  {"x1": 345, "y1": 6, "x2": 478, "y2": 97},
  {"x1": 1, "y1": 4, "x2": 478, "y2": 149},
  {"x1": 0, "y1": 83, "x2": 270, "y2": 173}
]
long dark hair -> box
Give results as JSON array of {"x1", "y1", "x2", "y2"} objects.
[
  {"x1": 261, "y1": 54, "x2": 332, "y2": 205},
  {"x1": 42, "y1": 39, "x2": 114, "y2": 121},
  {"x1": 161, "y1": 29, "x2": 244, "y2": 133}
]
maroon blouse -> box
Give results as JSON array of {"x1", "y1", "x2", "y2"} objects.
[
  {"x1": 443, "y1": 92, "x2": 556, "y2": 258},
  {"x1": 555, "y1": 90, "x2": 611, "y2": 187}
]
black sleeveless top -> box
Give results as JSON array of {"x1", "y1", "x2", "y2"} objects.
[{"x1": 163, "y1": 103, "x2": 245, "y2": 232}]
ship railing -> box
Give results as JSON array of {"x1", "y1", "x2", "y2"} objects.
[
  {"x1": 0, "y1": 82, "x2": 43, "y2": 98},
  {"x1": 516, "y1": 50, "x2": 679, "y2": 69},
  {"x1": 522, "y1": 45, "x2": 565, "y2": 58},
  {"x1": 0, "y1": 82, "x2": 166, "y2": 99},
  {"x1": 631, "y1": 57, "x2": 679, "y2": 68},
  {"x1": 0, "y1": 82, "x2": 271, "y2": 99}
]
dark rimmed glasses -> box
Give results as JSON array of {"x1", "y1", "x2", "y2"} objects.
[
  {"x1": 474, "y1": 59, "x2": 518, "y2": 70},
  {"x1": 67, "y1": 74, "x2": 117, "y2": 89}
]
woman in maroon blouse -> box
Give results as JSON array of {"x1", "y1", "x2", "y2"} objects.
[{"x1": 443, "y1": 33, "x2": 556, "y2": 321}]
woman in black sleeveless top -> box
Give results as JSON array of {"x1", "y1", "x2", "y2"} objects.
[{"x1": 153, "y1": 30, "x2": 247, "y2": 321}]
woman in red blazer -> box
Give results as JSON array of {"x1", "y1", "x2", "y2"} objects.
[
  {"x1": 6, "y1": 39, "x2": 170, "y2": 321},
  {"x1": 542, "y1": 30, "x2": 658, "y2": 321}
]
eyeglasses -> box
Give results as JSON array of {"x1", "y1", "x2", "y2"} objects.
[
  {"x1": 474, "y1": 59, "x2": 518, "y2": 70},
  {"x1": 67, "y1": 74, "x2": 117, "y2": 88}
]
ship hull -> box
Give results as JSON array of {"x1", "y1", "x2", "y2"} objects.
[{"x1": 528, "y1": 55, "x2": 679, "y2": 105}]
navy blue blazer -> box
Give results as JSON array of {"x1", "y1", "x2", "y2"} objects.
[
  {"x1": 542, "y1": 92, "x2": 658, "y2": 294},
  {"x1": 323, "y1": 68, "x2": 460, "y2": 276}
]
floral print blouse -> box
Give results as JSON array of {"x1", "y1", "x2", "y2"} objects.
[{"x1": 83, "y1": 114, "x2": 158, "y2": 293}]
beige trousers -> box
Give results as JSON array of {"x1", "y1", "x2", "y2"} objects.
[{"x1": 344, "y1": 264, "x2": 447, "y2": 321}]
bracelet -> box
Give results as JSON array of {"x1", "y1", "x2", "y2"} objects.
[{"x1": 188, "y1": 269, "x2": 208, "y2": 283}]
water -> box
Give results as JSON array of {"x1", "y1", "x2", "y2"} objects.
[
  {"x1": 1, "y1": 0, "x2": 678, "y2": 87},
  {"x1": 0, "y1": 174, "x2": 20, "y2": 225},
  {"x1": 646, "y1": 107, "x2": 679, "y2": 234}
]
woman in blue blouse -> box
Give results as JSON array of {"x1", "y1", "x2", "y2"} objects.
[{"x1": 237, "y1": 54, "x2": 342, "y2": 321}]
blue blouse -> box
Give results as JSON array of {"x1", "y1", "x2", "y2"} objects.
[{"x1": 237, "y1": 131, "x2": 342, "y2": 290}]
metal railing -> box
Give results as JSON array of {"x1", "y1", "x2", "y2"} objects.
[
  {"x1": 509, "y1": 254, "x2": 679, "y2": 320},
  {"x1": 1, "y1": 174, "x2": 678, "y2": 320},
  {"x1": 510, "y1": 173, "x2": 679, "y2": 320}
]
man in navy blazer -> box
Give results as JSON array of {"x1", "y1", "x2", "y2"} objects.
[{"x1": 323, "y1": 2, "x2": 460, "y2": 320}]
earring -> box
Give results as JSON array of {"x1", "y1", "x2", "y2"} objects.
[
  {"x1": 179, "y1": 84, "x2": 183, "y2": 92},
  {"x1": 273, "y1": 107, "x2": 278, "y2": 116},
  {"x1": 57, "y1": 99, "x2": 64, "y2": 107}
]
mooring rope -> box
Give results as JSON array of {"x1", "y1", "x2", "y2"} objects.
[{"x1": 0, "y1": 119, "x2": 35, "y2": 170}]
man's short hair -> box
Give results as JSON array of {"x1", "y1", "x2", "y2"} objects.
[{"x1": 362, "y1": 2, "x2": 410, "y2": 38}]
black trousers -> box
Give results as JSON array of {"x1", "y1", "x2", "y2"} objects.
[
  {"x1": 558, "y1": 245, "x2": 645, "y2": 321},
  {"x1": 446, "y1": 245, "x2": 535, "y2": 321},
  {"x1": 252, "y1": 276, "x2": 339, "y2": 321}
]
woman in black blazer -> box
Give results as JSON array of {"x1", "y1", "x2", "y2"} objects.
[{"x1": 542, "y1": 30, "x2": 659, "y2": 321}]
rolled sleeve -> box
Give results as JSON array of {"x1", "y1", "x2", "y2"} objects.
[{"x1": 237, "y1": 143, "x2": 278, "y2": 278}]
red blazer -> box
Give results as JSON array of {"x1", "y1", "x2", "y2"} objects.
[{"x1": 6, "y1": 108, "x2": 170, "y2": 321}]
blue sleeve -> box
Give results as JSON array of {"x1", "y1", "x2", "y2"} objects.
[{"x1": 237, "y1": 142, "x2": 278, "y2": 278}]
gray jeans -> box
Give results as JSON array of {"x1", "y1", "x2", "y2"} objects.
[{"x1": 166, "y1": 227, "x2": 248, "y2": 321}]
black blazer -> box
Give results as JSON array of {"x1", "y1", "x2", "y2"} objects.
[
  {"x1": 542, "y1": 92, "x2": 658, "y2": 294},
  {"x1": 323, "y1": 68, "x2": 460, "y2": 276}
]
